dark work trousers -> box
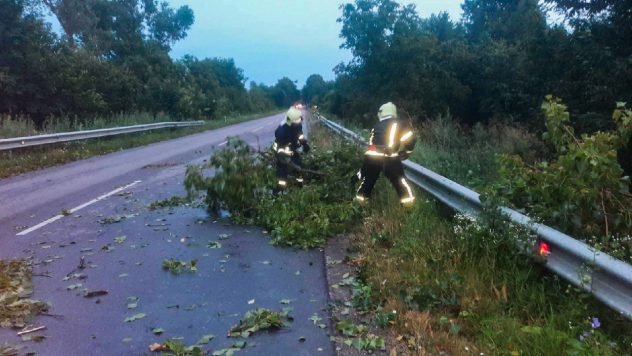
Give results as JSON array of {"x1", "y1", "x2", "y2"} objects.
[
  {"x1": 356, "y1": 156, "x2": 413, "y2": 200},
  {"x1": 276, "y1": 153, "x2": 303, "y2": 187}
]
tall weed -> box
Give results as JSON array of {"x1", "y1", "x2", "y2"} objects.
[
  {"x1": 0, "y1": 115, "x2": 38, "y2": 138},
  {"x1": 411, "y1": 113, "x2": 543, "y2": 188}
]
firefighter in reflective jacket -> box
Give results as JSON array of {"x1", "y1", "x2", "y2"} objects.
[
  {"x1": 273, "y1": 106, "x2": 310, "y2": 190},
  {"x1": 354, "y1": 102, "x2": 416, "y2": 207}
]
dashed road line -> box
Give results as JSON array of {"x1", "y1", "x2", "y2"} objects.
[{"x1": 16, "y1": 180, "x2": 142, "y2": 236}]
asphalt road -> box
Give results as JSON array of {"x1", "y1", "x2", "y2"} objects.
[{"x1": 0, "y1": 113, "x2": 335, "y2": 355}]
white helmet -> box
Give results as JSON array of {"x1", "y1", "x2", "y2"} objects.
[
  {"x1": 286, "y1": 107, "x2": 303, "y2": 125},
  {"x1": 378, "y1": 102, "x2": 397, "y2": 121}
]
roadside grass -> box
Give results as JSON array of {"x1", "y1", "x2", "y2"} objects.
[
  {"x1": 409, "y1": 114, "x2": 544, "y2": 188},
  {"x1": 309, "y1": 113, "x2": 631, "y2": 354},
  {"x1": 0, "y1": 112, "x2": 176, "y2": 138},
  {"x1": 0, "y1": 111, "x2": 275, "y2": 138},
  {"x1": 0, "y1": 110, "x2": 281, "y2": 179},
  {"x1": 350, "y1": 182, "x2": 632, "y2": 354}
]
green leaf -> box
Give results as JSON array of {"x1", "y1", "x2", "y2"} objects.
[
  {"x1": 152, "y1": 328, "x2": 164, "y2": 335},
  {"x1": 124, "y1": 313, "x2": 146, "y2": 322},
  {"x1": 309, "y1": 313, "x2": 322, "y2": 324},
  {"x1": 196, "y1": 334, "x2": 215, "y2": 345},
  {"x1": 207, "y1": 241, "x2": 222, "y2": 249}
]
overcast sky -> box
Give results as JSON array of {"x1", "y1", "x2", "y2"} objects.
[{"x1": 166, "y1": 1, "x2": 464, "y2": 86}]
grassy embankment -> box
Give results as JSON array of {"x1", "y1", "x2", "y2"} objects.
[
  {"x1": 0, "y1": 110, "x2": 281, "y2": 179},
  {"x1": 310, "y1": 113, "x2": 632, "y2": 355}
]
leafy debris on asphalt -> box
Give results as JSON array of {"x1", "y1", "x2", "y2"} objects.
[
  {"x1": 98, "y1": 214, "x2": 137, "y2": 225},
  {"x1": 228, "y1": 308, "x2": 292, "y2": 338},
  {"x1": 148, "y1": 196, "x2": 191, "y2": 210},
  {"x1": 207, "y1": 242, "x2": 222, "y2": 249},
  {"x1": 124, "y1": 313, "x2": 146, "y2": 323},
  {"x1": 162, "y1": 259, "x2": 198, "y2": 274},
  {"x1": 152, "y1": 328, "x2": 164, "y2": 335}
]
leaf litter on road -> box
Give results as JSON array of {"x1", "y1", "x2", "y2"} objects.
[
  {"x1": 228, "y1": 308, "x2": 293, "y2": 338},
  {"x1": 162, "y1": 259, "x2": 198, "y2": 274},
  {"x1": 123, "y1": 313, "x2": 146, "y2": 323},
  {"x1": 152, "y1": 328, "x2": 164, "y2": 335},
  {"x1": 207, "y1": 241, "x2": 222, "y2": 249}
]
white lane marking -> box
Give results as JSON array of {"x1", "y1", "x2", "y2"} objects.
[
  {"x1": 16, "y1": 180, "x2": 142, "y2": 236},
  {"x1": 218, "y1": 141, "x2": 228, "y2": 146},
  {"x1": 252, "y1": 127, "x2": 263, "y2": 133}
]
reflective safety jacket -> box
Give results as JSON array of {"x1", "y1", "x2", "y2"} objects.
[
  {"x1": 273, "y1": 123, "x2": 309, "y2": 156},
  {"x1": 365, "y1": 118, "x2": 416, "y2": 158}
]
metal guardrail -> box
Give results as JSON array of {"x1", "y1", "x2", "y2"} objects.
[
  {"x1": 316, "y1": 113, "x2": 632, "y2": 320},
  {"x1": 0, "y1": 121, "x2": 206, "y2": 151}
]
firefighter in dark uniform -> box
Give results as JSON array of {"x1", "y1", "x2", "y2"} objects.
[
  {"x1": 354, "y1": 102, "x2": 416, "y2": 207},
  {"x1": 273, "y1": 106, "x2": 310, "y2": 191}
]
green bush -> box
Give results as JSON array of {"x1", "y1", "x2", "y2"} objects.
[
  {"x1": 491, "y1": 97, "x2": 632, "y2": 260},
  {"x1": 184, "y1": 137, "x2": 363, "y2": 248}
]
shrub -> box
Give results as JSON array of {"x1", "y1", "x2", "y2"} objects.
[{"x1": 491, "y1": 97, "x2": 632, "y2": 260}]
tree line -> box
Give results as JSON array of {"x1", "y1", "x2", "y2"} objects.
[
  {"x1": 0, "y1": 0, "x2": 302, "y2": 126},
  {"x1": 302, "y1": 0, "x2": 631, "y2": 133}
]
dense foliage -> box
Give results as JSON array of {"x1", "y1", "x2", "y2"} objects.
[
  {"x1": 321, "y1": 0, "x2": 631, "y2": 127},
  {"x1": 184, "y1": 135, "x2": 362, "y2": 248},
  {"x1": 313, "y1": 0, "x2": 631, "y2": 172},
  {"x1": 491, "y1": 98, "x2": 632, "y2": 260},
  {"x1": 0, "y1": 0, "x2": 299, "y2": 126}
]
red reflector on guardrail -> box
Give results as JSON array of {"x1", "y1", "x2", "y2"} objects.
[{"x1": 539, "y1": 242, "x2": 550, "y2": 257}]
